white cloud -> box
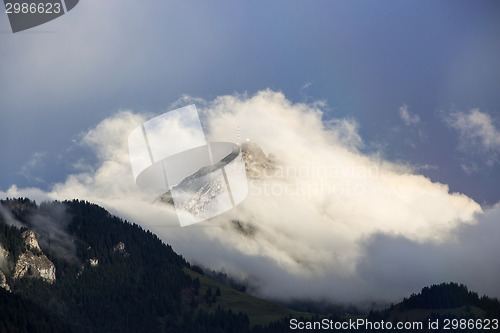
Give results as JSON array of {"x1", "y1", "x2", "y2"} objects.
[
  {"x1": 398, "y1": 104, "x2": 420, "y2": 126},
  {"x1": 1, "y1": 185, "x2": 53, "y2": 204},
  {"x1": 416, "y1": 164, "x2": 439, "y2": 171},
  {"x1": 461, "y1": 162, "x2": 479, "y2": 175},
  {"x1": 446, "y1": 109, "x2": 500, "y2": 165},
  {"x1": 299, "y1": 81, "x2": 313, "y2": 94},
  {"x1": 2, "y1": 90, "x2": 494, "y2": 304},
  {"x1": 18, "y1": 152, "x2": 47, "y2": 183}
]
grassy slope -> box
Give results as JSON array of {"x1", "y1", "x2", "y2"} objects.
[{"x1": 184, "y1": 267, "x2": 312, "y2": 326}]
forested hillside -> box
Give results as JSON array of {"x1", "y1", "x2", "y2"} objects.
[{"x1": 0, "y1": 198, "x2": 311, "y2": 332}]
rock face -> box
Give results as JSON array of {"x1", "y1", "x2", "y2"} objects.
[
  {"x1": 173, "y1": 177, "x2": 226, "y2": 219},
  {"x1": 0, "y1": 271, "x2": 10, "y2": 291},
  {"x1": 22, "y1": 229, "x2": 42, "y2": 252},
  {"x1": 13, "y1": 250, "x2": 56, "y2": 283},
  {"x1": 0, "y1": 243, "x2": 8, "y2": 263},
  {"x1": 240, "y1": 142, "x2": 275, "y2": 179},
  {"x1": 0, "y1": 229, "x2": 57, "y2": 285},
  {"x1": 0, "y1": 244, "x2": 10, "y2": 291}
]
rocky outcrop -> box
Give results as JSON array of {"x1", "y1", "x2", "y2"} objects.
[
  {"x1": 0, "y1": 229, "x2": 57, "y2": 285},
  {"x1": 0, "y1": 243, "x2": 11, "y2": 291},
  {"x1": 22, "y1": 229, "x2": 41, "y2": 252},
  {"x1": 0, "y1": 243, "x2": 8, "y2": 263},
  {"x1": 13, "y1": 250, "x2": 56, "y2": 283},
  {"x1": 113, "y1": 242, "x2": 129, "y2": 257},
  {"x1": 0, "y1": 271, "x2": 10, "y2": 291}
]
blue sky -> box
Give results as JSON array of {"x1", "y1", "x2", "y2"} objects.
[{"x1": 1, "y1": 1, "x2": 499, "y2": 204}]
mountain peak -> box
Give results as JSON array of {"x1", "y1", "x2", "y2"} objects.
[{"x1": 154, "y1": 141, "x2": 273, "y2": 209}]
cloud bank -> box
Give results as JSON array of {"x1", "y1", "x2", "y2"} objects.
[{"x1": 2, "y1": 90, "x2": 497, "y2": 304}]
